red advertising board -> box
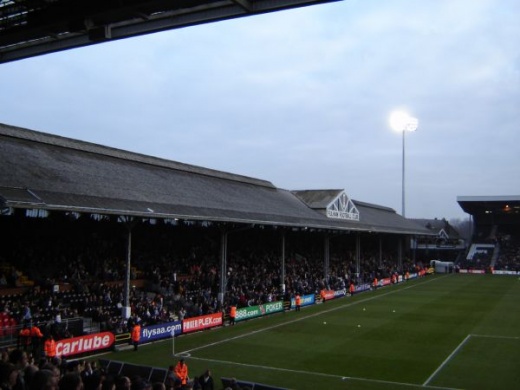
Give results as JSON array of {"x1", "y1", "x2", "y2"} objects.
[
  {"x1": 182, "y1": 313, "x2": 223, "y2": 334},
  {"x1": 56, "y1": 332, "x2": 115, "y2": 357}
]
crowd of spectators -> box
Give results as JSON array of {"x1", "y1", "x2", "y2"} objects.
[
  {"x1": 493, "y1": 234, "x2": 520, "y2": 271},
  {"x1": 0, "y1": 347, "x2": 208, "y2": 390},
  {"x1": 0, "y1": 217, "x2": 425, "y2": 343},
  {"x1": 454, "y1": 228, "x2": 520, "y2": 272}
]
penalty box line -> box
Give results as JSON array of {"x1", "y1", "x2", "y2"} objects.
[
  {"x1": 190, "y1": 355, "x2": 462, "y2": 390},
  {"x1": 423, "y1": 333, "x2": 520, "y2": 386},
  {"x1": 423, "y1": 334, "x2": 471, "y2": 386}
]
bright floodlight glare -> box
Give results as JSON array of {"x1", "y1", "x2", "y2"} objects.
[{"x1": 390, "y1": 111, "x2": 418, "y2": 132}]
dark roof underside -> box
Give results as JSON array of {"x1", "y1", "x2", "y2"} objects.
[
  {"x1": 0, "y1": 122, "x2": 431, "y2": 235},
  {"x1": 457, "y1": 196, "x2": 520, "y2": 228},
  {"x1": 0, "y1": 0, "x2": 341, "y2": 64},
  {"x1": 457, "y1": 196, "x2": 520, "y2": 216}
]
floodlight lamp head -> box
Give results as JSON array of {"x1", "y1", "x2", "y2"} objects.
[{"x1": 389, "y1": 110, "x2": 418, "y2": 132}]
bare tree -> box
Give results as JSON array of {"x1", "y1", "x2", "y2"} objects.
[{"x1": 449, "y1": 217, "x2": 472, "y2": 242}]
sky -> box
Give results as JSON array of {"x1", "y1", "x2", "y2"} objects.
[{"x1": 1, "y1": 0, "x2": 519, "y2": 221}]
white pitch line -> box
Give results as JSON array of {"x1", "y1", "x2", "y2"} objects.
[
  {"x1": 423, "y1": 333, "x2": 520, "y2": 386},
  {"x1": 183, "y1": 275, "x2": 446, "y2": 355},
  {"x1": 190, "y1": 355, "x2": 462, "y2": 390},
  {"x1": 472, "y1": 334, "x2": 520, "y2": 340},
  {"x1": 423, "y1": 334, "x2": 472, "y2": 386}
]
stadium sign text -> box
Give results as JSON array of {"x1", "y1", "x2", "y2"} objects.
[
  {"x1": 236, "y1": 301, "x2": 284, "y2": 322},
  {"x1": 56, "y1": 332, "x2": 114, "y2": 357},
  {"x1": 141, "y1": 321, "x2": 182, "y2": 342},
  {"x1": 182, "y1": 313, "x2": 222, "y2": 334},
  {"x1": 326, "y1": 210, "x2": 360, "y2": 221}
]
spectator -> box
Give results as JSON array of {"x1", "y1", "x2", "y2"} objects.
[
  {"x1": 227, "y1": 378, "x2": 241, "y2": 390},
  {"x1": 130, "y1": 379, "x2": 150, "y2": 390},
  {"x1": 131, "y1": 323, "x2": 141, "y2": 352},
  {"x1": 30, "y1": 325, "x2": 43, "y2": 358},
  {"x1": 28, "y1": 369, "x2": 58, "y2": 390},
  {"x1": 18, "y1": 326, "x2": 31, "y2": 352},
  {"x1": 0, "y1": 362, "x2": 19, "y2": 390},
  {"x1": 114, "y1": 376, "x2": 131, "y2": 390},
  {"x1": 43, "y1": 337, "x2": 56, "y2": 360},
  {"x1": 151, "y1": 383, "x2": 164, "y2": 390},
  {"x1": 22, "y1": 364, "x2": 38, "y2": 390},
  {"x1": 100, "y1": 376, "x2": 114, "y2": 390},
  {"x1": 172, "y1": 359, "x2": 188, "y2": 388},
  {"x1": 164, "y1": 367, "x2": 176, "y2": 390},
  {"x1": 9, "y1": 349, "x2": 28, "y2": 390},
  {"x1": 197, "y1": 370, "x2": 213, "y2": 390},
  {"x1": 58, "y1": 373, "x2": 82, "y2": 390}
]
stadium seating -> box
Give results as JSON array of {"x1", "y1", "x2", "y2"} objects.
[
  {"x1": 97, "y1": 362, "x2": 288, "y2": 389},
  {"x1": 98, "y1": 359, "x2": 167, "y2": 384}
]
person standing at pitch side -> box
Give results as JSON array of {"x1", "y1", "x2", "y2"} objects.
[
  {"x1": 131, "y1": 321, "x2": 141, "y2": 351},
  {"x1": 295, "y1": 293, "x2": 301, "y2": 312},
  {"x1": 174, "y1": 358, "x2": 189, "y2": 387},
  {"x1": 229, "y1": 305, "x2": 236, "y2": 326}
]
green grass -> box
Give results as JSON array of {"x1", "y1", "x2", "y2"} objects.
[{"x1": 104, "y1": 275, "x2": 520, "y2": 389}]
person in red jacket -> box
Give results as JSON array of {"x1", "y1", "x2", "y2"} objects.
[
  {"x1": 320, "y1": 289, "x2": 327, "y2": 303},
  {"x1": 44, "y1": 335, "x2": 57, "y2": 358},
  {"x1": 18, "y1": 324, "x2": 31, "y2": 351},
  {"x1": 30, "y1": 323, "x2": 43, "y2": 357},
  {"x1": 173, "y1": 358, "x2": 189, "y2": 387},
  {"x1": 229, "y1": 306, "x2": 236, "y2": 326},
  {"x1": 295, "y1": 294, "x2": 301, "y2": 312},
  {"x1": 131, "y1": 322, "x2": 141, "y2": 351}
]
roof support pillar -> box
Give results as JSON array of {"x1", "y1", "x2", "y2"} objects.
[
  {"x1": 397, "y1": 237, "x2": 403, "y2": 271},
  {"x1": 120, "y1": 216, "x2": 136, "y2": 320},
  {"x1": 356, "y1": 233, "x2": 361, "y2": 275},
  {"x1": 218, "y1": 228, "x2": 228, "y2": 304},
  {"x1": 323, "y1": 234, "x2": 330, "y2": 285},
  {"x1": 412, "y1": 235, "x2": 417, "y2": 263},
  {"x1": 280, "y1": 230, "x2": 286, "y2": 294},
  {"x1": 379, "y1": 236, "x2": 383, "y2": 267}
]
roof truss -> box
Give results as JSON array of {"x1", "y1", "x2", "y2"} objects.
[{"x1": 326, "y1": 191, "x2": 359, "y2": 221}]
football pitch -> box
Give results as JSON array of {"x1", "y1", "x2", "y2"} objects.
[{"x1": 107, "y1": 275, "x2": 520, "y2": 390}]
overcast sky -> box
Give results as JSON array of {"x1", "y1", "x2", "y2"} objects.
[{"x1": 1, "y1": 0, "x2": 519, "y2": 221}]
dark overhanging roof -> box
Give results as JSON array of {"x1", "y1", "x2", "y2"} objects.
[
  {"x1": 457, "y1": 195, "x2": 520, "y2": 227},
  {"x1": 457, "y1": 195, "x2": 520, "y2": 217},
  {"x1": 0, "y1": 0, "x2": 341, "y2": 64},
  {"x1": 0, "y1": 122, "x2": 432, "y2": 235}
]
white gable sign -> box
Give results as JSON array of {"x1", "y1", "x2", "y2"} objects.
[{"x1": 326, "y1": 192, "x2": 359, "y2": 221}]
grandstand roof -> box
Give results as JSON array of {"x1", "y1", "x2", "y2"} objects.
[
  {"x1": 0, "y1": 122, "x2": 432, "y2": 235},
  {"x1": 457, "y1": 195, "x2": 520, "y2": 216},
  {"x1": 0, "y1": 0, "x2": 340, "y2": 64}
]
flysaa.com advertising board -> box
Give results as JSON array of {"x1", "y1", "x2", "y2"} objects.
[{"x1": 235, "y1": 301, "x2": 284, "y2": 322}]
